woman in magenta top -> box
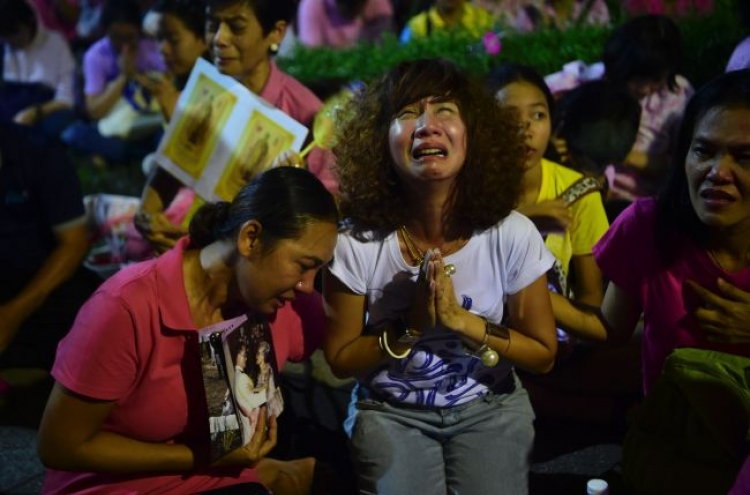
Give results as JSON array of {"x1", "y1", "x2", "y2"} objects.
[{"x1": 555, "y1": 69, "x2": 750, "y2": 395}]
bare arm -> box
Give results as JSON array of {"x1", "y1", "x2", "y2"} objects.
[
  {"x1": 86, "y1": 44, "x2": 137, "y2": 120},
  {"x1": 38, "y1": 383, "x2": 277, "y2": 473},
  {"x1": 133, "y1": 72, "x2": 179, "y2": 121},
  {"x1": 85, "y1": 73, "x2": 128, "y2": 120},
  {"x1": 551, "y1": 281, "x2": 642, "y2": 345},
  {"x1": 133, "y1": 168, "x2": 187, "y2": 253},
  {"x1": 0, "y1": 221, "x2": 89, "y2": 352},
  {"x1": 430, "y1": 253, "x2": 557, "y2": 374},
  {"x1": 38, "y1": 383, "x2": 197, "y2": 473},
  {"x1": 322, "y1": 270, "x2": 385, "y2": 379},
  {"x1": 569, "y1": 253, "x2": 604, "y2": 306}
]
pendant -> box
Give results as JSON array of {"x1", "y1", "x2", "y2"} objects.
[
  {"x1": 444, "y1": 263, "x2": 456, "y2": 277},
  {"x1": 480, "y1": 347, "x2": 499, "y2": 367}
]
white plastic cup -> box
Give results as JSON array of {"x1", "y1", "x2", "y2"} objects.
[{"x1": 587, "y1": 478, "x2": 609, "y2": 495}]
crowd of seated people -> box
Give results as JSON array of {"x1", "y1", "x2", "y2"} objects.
[{"x1": 3, "y1": 0, "x2": 750, "y2": 494}]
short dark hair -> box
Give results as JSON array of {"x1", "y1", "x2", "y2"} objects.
[
  {"x1": 555, "y1": 80, "x2": 641, "y2": 174},
  {"x1": 0, "y1": 0, "x2": 36, "y2": 37},
  {"x1": 189, "y1": 166, "x2": 338, "y2": 250},
  {"x1": 656, "y1": 68, "x2": 750, "y2": 256},
  {"x1": 151, "y1": 0, "x2": 206, "y2": 39},
  {"x1": 335, "y1": 58, "x2": 526, "y2": 238},
  {"x1": 603, "y1": 15, "x2": 683, "y2": 92},
  {"x1": 205, "y1": 0, "x2": 297, "y2": 35},
  {"x1": 100, "y1": 0, "x2": 144, "y2": 30}
]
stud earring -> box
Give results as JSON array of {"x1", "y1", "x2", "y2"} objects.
[{"x1": 270, "y1": 43, "x2": 279, "y2": 54}]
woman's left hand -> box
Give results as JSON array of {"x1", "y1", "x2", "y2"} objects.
[
  {"x1": 429, "y1": 250, "x2": 466, "y2": 331},
  {"x1": 687, "y1": 279, "x2": 750, "y2": 344}
]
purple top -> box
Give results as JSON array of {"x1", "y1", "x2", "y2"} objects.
[{"x1": 82, "y1": 36, "x2": 166, "y2": 96}]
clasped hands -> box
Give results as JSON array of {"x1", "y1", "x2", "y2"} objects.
[{"x1": 408, "y1": 248, "x2": 467, "y2": 335}]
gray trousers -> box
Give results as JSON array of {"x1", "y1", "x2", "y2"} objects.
[{"x1": 346, "y1": 373, "x2": 535, "y2": 495}]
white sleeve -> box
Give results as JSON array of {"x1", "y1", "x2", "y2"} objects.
[
  {"x1": 328, "y1": 232, "x2": 372, "y2": 295},
  {"x1": 502, "y1": 212, "x2": 555, "y2": 295}
]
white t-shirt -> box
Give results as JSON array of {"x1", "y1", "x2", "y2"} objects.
[
  {"x1": 3, "y1": 22, "x2": 76, "y2": 105},
  {"x1": 329, "y1": 211, "x2": 554, "y2": 407}
]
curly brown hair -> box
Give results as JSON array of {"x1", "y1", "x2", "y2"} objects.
[{"x1": 333, "y1": 58, "x2": 526, "y2": 239}]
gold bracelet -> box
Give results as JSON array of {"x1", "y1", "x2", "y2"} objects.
[
  {"x1": 379, "y1": 327, "x2": 411, "y2": 360},
  {"x1": 486, "y1": 320, "x2": 512, "y2": 355}
]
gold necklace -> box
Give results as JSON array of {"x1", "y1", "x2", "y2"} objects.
[
  {"x1": 400, "y1": 225, "x2": 425, "y2": 265},
  {"x1": 399, "y1": 226, "x2": 457, "y2": 276}
]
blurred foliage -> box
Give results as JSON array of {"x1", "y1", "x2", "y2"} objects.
[{"x1": 278, "y1": 0, "x2": 743, "y2": 91}]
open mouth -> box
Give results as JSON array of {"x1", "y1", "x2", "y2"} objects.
[{"x1": 413, "y1": 145, "x2": 447, "y2": 160}]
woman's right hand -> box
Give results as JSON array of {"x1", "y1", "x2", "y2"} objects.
[
  {"x1": 210, "y1": 407, "x2": 277, "y2": 469},
  {"x1": 517, "y1": 199, "x2": 573, "y2": 234},
  {"x1": 407, "y1": 249, "x2": 439, "y2": 333},
  {"x1": 133, "y1": 211, "x2": 187, "y2": 253}
]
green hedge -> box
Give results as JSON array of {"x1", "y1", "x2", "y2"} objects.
[{"x1": 278, "y1": 0, "x2": 743, "y2": 91}]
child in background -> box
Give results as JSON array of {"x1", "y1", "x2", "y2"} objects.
[
  {"x1": 488, "y1": 63, "x2": 609, "y2": 322},
  {"x1": 488, "y1": 64, "x2": 630, "y2": 421}
]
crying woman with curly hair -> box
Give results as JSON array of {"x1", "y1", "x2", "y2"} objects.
[{"x1": 323, "y1": 58, "x2": 557, "y2": 494}]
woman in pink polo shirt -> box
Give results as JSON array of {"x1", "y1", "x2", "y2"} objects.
[{"x1": 37, "y1": 167, "x2": 339, "y2": 495}]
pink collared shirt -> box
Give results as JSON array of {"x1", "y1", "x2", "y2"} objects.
[{"x1": 44, "y1": 237, "x2": 326, "y2": 494}]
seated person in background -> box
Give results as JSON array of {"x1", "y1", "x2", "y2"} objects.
[
  {"x1": 37, "y1": 166, "x2": 340, "y2": 495},
  {"x1": 0, "y1": 123, "x2": 99, "y2": 394},
  {"x1": 61, "y1": 0, "x2": 166, "y2": 164},
  {"x1": 554, "y1": 68, "x2": 750, "y2": 397},
  {"x1": 553, "y1": 79, "x2": 642, "y2": 221},
  {"x1": 399, "y1": 0, "x2": 495, "y2": 43},
  {"x1": 488, "y1": 63, "x2": 609, "y2": 323},
  {"x1": 134, "y1": 0, "x2": 207, "y2": 122},
  {"x1": 546, "y1": 15, "x2": 693, "y2": 204},
  {"x1": 27, "y1": 0, "x2": 81, "y2": 42},
  {"x1": 726, "y1": 0, "x2": 750, "y2": 72},
  {"x1": 296, "y1": 0, "x2": 394, "y2": 49},
  {"x1": 475, "y1": 0, "x2": 609, "y2": 32},
  {"x1": 0, "y1": 0, "x2": 77, "y2": 137}
]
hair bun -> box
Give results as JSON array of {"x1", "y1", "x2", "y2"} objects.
[{"x1": 189, "y1": 201, "x2": 232, "y2": 248}]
